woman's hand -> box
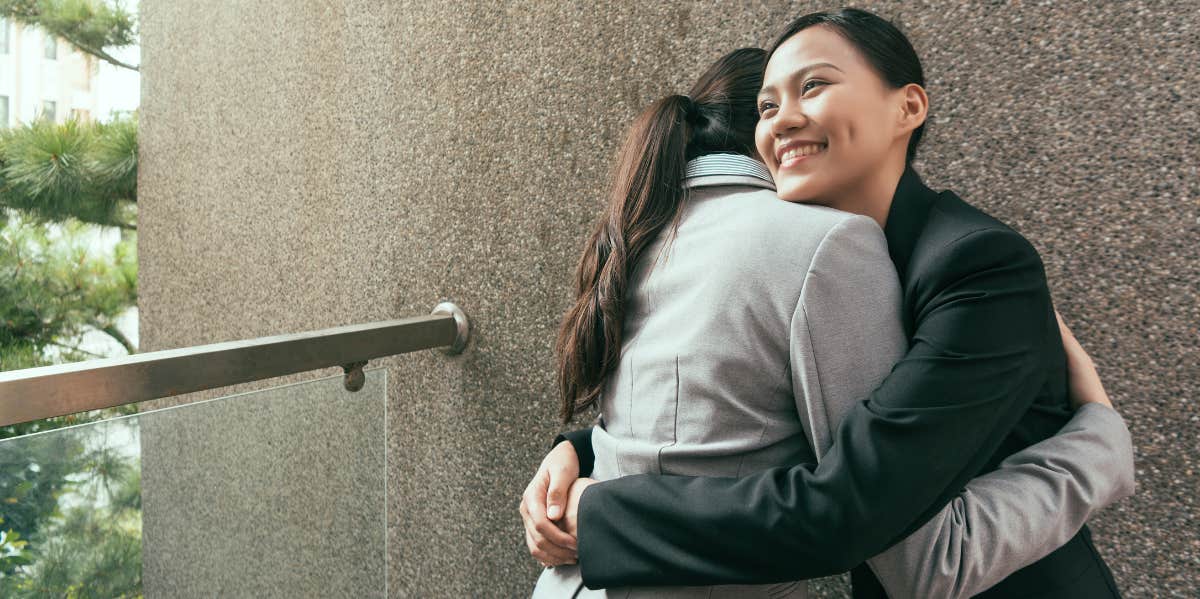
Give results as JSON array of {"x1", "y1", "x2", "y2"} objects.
[
  {"x1": 520, "y1": 441, "x2": 580, "y2": 567},
  {"x1": 563, "y1": 477, "x2": 599, "y2": 537},
  {"x1": 1056, "y1": 311, "x2": 1113, "y2": 409}
]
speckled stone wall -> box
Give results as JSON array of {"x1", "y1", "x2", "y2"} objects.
[
  {"x1": 140, "y1": 369, "x2": 387, "y2": 598},
  {"x1": 138, "y1": 1, "x2": 1197, "y2": 597}
]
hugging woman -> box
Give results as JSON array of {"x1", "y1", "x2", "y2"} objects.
[{"x1": 524, "y1": 8, "x2": 1132, "y2": 599}]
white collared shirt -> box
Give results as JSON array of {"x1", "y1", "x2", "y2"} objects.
[{"x1": 683, "y1": 152, "x2": 776, "y2": 191}]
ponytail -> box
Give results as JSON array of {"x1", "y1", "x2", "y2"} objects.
[
  {"x1": 556, "y1": 95, "x2": 692, "y2": 423},
  {"x1": 555, "y1": 48, "x2": 766, "y2": 423}
]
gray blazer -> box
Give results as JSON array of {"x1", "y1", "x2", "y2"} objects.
[{"x1": 533, "y1": 160, "x2": 1134, "y2": 599}]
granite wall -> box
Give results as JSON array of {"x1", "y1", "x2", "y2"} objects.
[
  {"x1": 138, "y1": 1, "x2": 1197, "y2": 596},
  {"x1": 140, "y1": 369, "x2": 387, "y2": 598}
]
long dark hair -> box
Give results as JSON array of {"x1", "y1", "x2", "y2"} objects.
[
  {"x1": 556, "y1": 48, "x2": 766, "y2": 423},
  {"x1": 769, "y1": 7, "x2": 926, "y2": 162}
]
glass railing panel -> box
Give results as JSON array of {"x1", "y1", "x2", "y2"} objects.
[{"x1": 0, "y1": 367, "x2": 387, "y2": 598}]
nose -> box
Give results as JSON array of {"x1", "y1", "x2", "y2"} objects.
[{"x1": 771, "y1": 99, "x2": 809, "y2": 137}]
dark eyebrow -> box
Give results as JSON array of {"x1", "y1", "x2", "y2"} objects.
[{"x1": 758, "y1": 62, "x2": 844, "y2": 97}]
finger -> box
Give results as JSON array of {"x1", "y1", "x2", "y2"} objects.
[
  {"x1": 525, "y1": 469, "x2": 550, "y2": 520},
  {"x1": 544, "y1": 464, "x2": 573, "y2": 521},
  {"x1": 524, "y1": 525, "x2": 537, "y2": 554},
  {"x1": 520, "y1": 476, "x2": 542, "y2": 518},
  {"x1": 525, "y1": 523, "x2": 551, "y2": 567},
  {"x1": 528, "y1": 528, "x2": 554, "y2": 568},
  {"x1": 520, "y1": 476, "x2": 548, "y2": 537},
  {"x1": 533, "y1": 502, "x2": 579, "y2": 551},
  {"x1": 520, "y1": 485, "x2": 546, "y2": 543},
  {"x1": 528, "y1": 466, "x2": 577, "y2": 550},
  {"x1": 524, "y1": 507, "x2": 564, "y2": 555},
  {"x1": 525, "y1": 511, "x2": 578, "y2": 565}
]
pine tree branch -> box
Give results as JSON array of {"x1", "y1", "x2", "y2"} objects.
[
  {"x1": 99, "y1": 324, "x2": 135, "y2": 354},
  {"x1": 46, "y1": 340, "x2": 106, "y2": 359},
  {"x1": 1, "y1": 1, "x2": 141, "y2": 72},
  {"x1": 57, "y1": 31, "x2": 139, "y2": 72}
]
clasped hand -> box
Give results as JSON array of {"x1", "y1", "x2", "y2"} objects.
[{"x1": 519, "y1": 441, "x2": 596, "y2": 567}]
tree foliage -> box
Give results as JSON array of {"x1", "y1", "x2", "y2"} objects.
[
  {"x1": 0, "y1": 115, "x2": 138, "y2": 230},
  {"x1": 0, "y1": 0, "x2": 139, "y2": 71},
  {"x1": 0, "y1": 418, "x2": 143, "y2": 598},
  {"x1": 0, "y1": 210, "x2": 137, "y2": 373},
  {"x1": 0, "y1": 115, "x2": 140, "y2": 413}
]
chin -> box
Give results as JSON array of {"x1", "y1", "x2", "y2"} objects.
[{"x1": 776, "y1": 179, "x2": 830, "y2": 205}]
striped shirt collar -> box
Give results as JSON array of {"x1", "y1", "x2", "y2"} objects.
[{"x1": 683, "y1": 152, "x2": 775, "y2": 190}]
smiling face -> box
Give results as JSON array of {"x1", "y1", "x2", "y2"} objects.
[{"x1": 755, "y1": 26, "x2": 918, "y2": 209}]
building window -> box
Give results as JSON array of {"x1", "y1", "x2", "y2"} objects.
[
  {"x1": 1, "y1": 18, "x2": 10, "y2": 54},
  {"x1": 1, "y1": 96, "x2": 9, "y2": 126},
  {"x1": 44, "y1": 34, "x2": 57, "y2": 60},
  {"x1": 41, "y1": 100, "x2": 56, "y2": 122}
]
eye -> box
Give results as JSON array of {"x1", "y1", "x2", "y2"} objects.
[
  {"x1": 802, "y1": 79, "x2": 827, "y2": 95},
  {"x1": 757, "y1": 100, "x2": 778, "y2": 117}
]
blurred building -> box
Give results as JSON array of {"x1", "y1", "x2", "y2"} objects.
[{"x1": 0, "y1": 16, "x2": 100, "y2": 126}]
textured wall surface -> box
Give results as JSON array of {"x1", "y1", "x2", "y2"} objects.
[
  {"x1": 139, "y1": 1, "x2": 1197, "y2": 596},
  {"x1": 141, "y1": 369, "x2": 387, "y2": 598}
]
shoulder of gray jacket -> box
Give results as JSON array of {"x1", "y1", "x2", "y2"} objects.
[{"x1": 683, "y1": 185, "x2": 885, "y2": 276}]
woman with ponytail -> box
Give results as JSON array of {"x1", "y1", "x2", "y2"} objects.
[
  {"x1": 555, "y1": 49, "x2": 763, "y2": 426},
  {"x1": 527, "y1": 33, "x2": 1130, "y2": 599}
]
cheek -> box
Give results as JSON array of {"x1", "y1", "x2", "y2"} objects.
[
  {"x1": 754, "y1": 121, "x2": 776, "y2": 171},
  {"x1": 835, "y1": 99, "x2": 892, "y2": 154},
  {"x1": 810, "y1": 95, "x2": 856, "y2": 148}
]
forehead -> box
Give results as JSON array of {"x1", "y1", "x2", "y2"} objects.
[{"x1": 763, "y1": 26, "x2": 870, "y2": 85}]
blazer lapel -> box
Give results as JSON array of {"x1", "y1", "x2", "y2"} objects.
[
  {"x1": 884, "y1": 166, "x2": 937, "y2": 281},
  {"x1": 884, "y1": 166, "x2": 938, "y2": 337}
]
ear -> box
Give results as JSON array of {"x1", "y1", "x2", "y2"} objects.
[{"x1": 897, "y1": 83, "x2": 928, "y2": 135}]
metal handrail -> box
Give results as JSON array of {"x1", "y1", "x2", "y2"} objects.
[{"x1": 0, "y1": 302, "x2": 470, "y2": 427}]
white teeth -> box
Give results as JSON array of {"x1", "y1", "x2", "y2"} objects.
[{"x1": 781, "y1": 143, "x2": 825, "y2": 161}]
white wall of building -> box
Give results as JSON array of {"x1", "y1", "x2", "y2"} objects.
[{"x1": 0, "y1": 17, "x2": 101, "y2": 126}]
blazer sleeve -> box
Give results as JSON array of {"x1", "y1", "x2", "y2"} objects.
[
  {"x1": 575, "y1": 225, "x2": 1064, "y2": 588},
  {"x1": 868, "y1": 402, "x2": 1135, "y2": 598},
  {"x1": 553, "y1": 428, "x2": 596, "y2": 478}
]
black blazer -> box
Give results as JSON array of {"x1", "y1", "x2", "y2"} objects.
[{"x1": 557, "y1": 167, "x2": 1121, "y2": 598}]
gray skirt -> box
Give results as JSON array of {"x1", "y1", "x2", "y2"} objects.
[{"x1": 530, "y1": 563, "x2": 808, "y2": 598}]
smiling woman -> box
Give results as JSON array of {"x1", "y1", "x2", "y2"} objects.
[{"x1": 754, "y1": 12, "x2": 928, "y2": 227}]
